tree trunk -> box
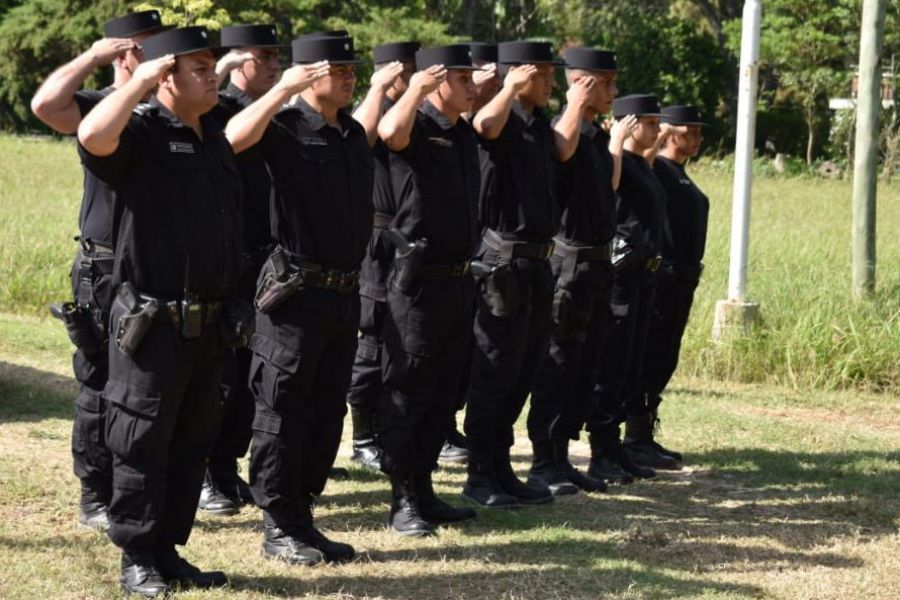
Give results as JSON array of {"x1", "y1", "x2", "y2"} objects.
[{"x1": 805, "y1": 106, "x2": 816, "y2": 166}]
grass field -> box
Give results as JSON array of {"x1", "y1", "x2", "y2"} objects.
[{"x1": 0, "y1": 135, "x2": 899, "y2": 599}]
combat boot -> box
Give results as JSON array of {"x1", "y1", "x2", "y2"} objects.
[
  {"x1": 208, "y1": 460, "x2": 254, "y2": 505},
  {"x1": 587, "y1": 432, "x2": 634, "y2": 485},
  {"x1": 623, "y1": 413, "x2": 681, "y2": 471},
  {"x1": 415, "y1": 471, "x2": 476, "y2": 523},
  {"x1": 494, "y1": 448, "x2": 553, "y2": 505},
  {"x1": 120, "y1": 551, "x2": 168, "y2": 597},
  {"x1": 155, "y1": 545, "x2": 228, "y2": 589},
  {"x1": 461, "y1": 451, "x2": 520, "y2": 509},
  {"x1": 388, "y1": 474, "x2": 433, "y2": 536},
  {"x1": 439, "y1": 425, "x2": 469, "y2": 464},
  {"x1": 77, "y1": 500, "x2": 110, "y2": 532},
  {"x1": 198, "y1": 471, "x2": 239, "y2": 516},
  {"x1": 350, "y1": 408, "x2": 383, "y2": 471},
  {"x1": 553, "y1": 438, "x2": 607, "y2": 493},
  {"x1": 262, "y1": 512, "x2": 325, "y2": 566},
  {"x1": 526, "y1": 439, "x2": 579, "y2": 496},
  {"x1": 648, "y1": 408, "x2": 684, "y2": 462}
]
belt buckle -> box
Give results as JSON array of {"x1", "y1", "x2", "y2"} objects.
[
  {"x1": 543, "y1": 242, "x2": 555, "y2": 260},
  {"x1": 647, "y1": 256, "x2": 662, "y2": 272},
  {"x1": 323, "y1": 271, "x2": 335, "y2": 288}
]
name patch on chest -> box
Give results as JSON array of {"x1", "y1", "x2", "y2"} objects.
[
  {"x1": 522, "y1": 132, "x2": 536, "y2": 143},
  {"x1": 169, "y1": 142, "x2": 195, "y2": 154},
  {"x1": 301, "y1": 137, "x2": 328, "y2": 146},
  {"x1": 428, "y1": 137, "x2": 453, "y2": 148},
  {"x1": 678, "y1": 178, "x2": 693, "y2": 186}
]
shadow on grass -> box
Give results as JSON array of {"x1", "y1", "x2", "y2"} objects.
[{"x1": 0, "y1": 360, "x2": 74, "y2": 422}]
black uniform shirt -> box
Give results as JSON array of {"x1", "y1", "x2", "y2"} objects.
[
  {"x1": 551, "y1": 113, "x2": 617, "y2": 246},
  {"x1": 388, "y1": 100, "x2": 481, "y2": 264},
  {"x1": 617, "y1": 150, "x2": 669, "y2": 256},
  {"x1": 259, "y1": 97, "x2": 374, "y2": 271},
  {"x1": 654, "y1": 156, "x2": 709, "y2": 266},
  {"x1": 74, "y1": 87, "x2": 116, "y2": 246},
  {"x1": 78, "y1": 96, "x2": 244, "y2": 301},
  {"x1": 210, "y1": 83, "x2": 275, "y2": 251},
  {"x1": 478, "y1": 101, "x2": 559, "y2": 242},
  {"x1": 372, "y1": 97, "x2": 398, "y2": 216}
]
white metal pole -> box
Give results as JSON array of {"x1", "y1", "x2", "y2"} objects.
[{"x1": 727, "y1": 0, "x2": 762, "y2": 301}]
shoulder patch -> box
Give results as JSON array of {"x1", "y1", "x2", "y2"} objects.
[
  {"x1": 301, "y1": 137, "x2": 327, "y2": 146},
  {"x1": 133, "y1": 103, "x2": 155, "y2": 117},
  {"x1": 428, "y1": 136, "x2": 453, "y2": 148}
]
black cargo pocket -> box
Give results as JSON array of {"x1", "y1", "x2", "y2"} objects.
[
  {"x1": 248, "y1": 333, "x2": 301, "y2": 417},
  {"x1": 103, "y1": 380, "x2": 161, "y2": 461},
  {"x1": 552, "y1": 287, "x2": 572, "y2": 341},
  {"x1": 482, "y1": 264, "x2": 518, "y2": 318},
  {"x1": 113, "y1": 468, "x2": 151, "y2": 525},
  {"x1": 252, "y1": 404, "x2": 282, "y2": 435}
]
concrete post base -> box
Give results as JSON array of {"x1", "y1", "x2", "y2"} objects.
[{"x1": 712, "y1": 299, "x2": 760, "y2": 343}]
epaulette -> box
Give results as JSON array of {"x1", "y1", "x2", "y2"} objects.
[{"x1": 132, "y1": 102, "x2": 156, "y2": 117}]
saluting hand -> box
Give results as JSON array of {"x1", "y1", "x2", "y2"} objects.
[
  {"x1": 217, "y1": 49, "x2": 256, "y2": 74},
  {"x1": 371, "y1": 61, "x2": 405, "y2": 91},
  {"x1": 504, "y1": 64, "x2": 538, "y2": 92},
  {"x1": 89, "y1": 38, "x2": 137, "y2": 66},
  {"x1": 133, "y1": 54, "x2": 176, "y2": 89},
  {"x1": 278, "y1": 60, "x2": 330, "y2": 93},
  {"x1": 610, "y1": 114, "x2": 638, "y2": 148},
  {"x1": 473, "y1": 62, "x2": 498, "y2": 88},
  {"x1": 566, "y1": 75, "x2": 595, "y2": 108},
  {"x1": 410, "y1": 64, "x2": 447, "y2": 96}
]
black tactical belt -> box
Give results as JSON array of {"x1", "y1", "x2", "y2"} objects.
[
  {"x1": 483, "y1": 228, "x2": 554, "y2": 261},
  {"x1": 373, "y1": 212, "x2": 394, "y2": 229},
  {"x1": 149, "y1": 297, "x2": 223, "y2": 326},
  {"x1": 288, "y1": 257, "x2": 359, "y2": 294},
  {"x1": 552, "y1": 238, "x2": 613, "y2": 262},
  {"x1": 646, "y1": 256, "x2": 663, "y2": 272},
  {"x1": 419, "y1": 260, "x2": 472, "y2": 280}
]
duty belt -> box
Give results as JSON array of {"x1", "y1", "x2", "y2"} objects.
[
  {"x1": 552, "y1": 238, "x2": 613, "y2": 262},
  {"x1": 373, "y1": 212, "x2": 394, "y2": 230},
  {"x1": 285, "y1": 254, "x2": 359, "y2": 294},
  {"x1": 483, "y1": 228, "x2": 554, "y2": 261},
  {"x1": 136, "y1": 292, "x2": 222, "y2": 329},
  {"x1": 419, "y1": 260, "x2": 472, "y2": 280}
]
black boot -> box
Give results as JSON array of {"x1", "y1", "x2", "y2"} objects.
[
  {"x1": 494, "y1": 448, "x2": 553, "y2": 505},
  {"x1": 198, "y1": 471, "x2": 239, "y2": 516},
  {"x1": 262, "y1": 512, "x2": 326, "y2": 566},
  {"x1": 553, "y1": 439, "x2": 607, "y2": 493},
  {"x1": 439, "y1": 422, "x2": 470, "y2": 464},
  {"x1": 350, "y1": 407, "x2": 382, "y2": 471},
  {"x1": 461, "y1": 452, "x2": 520, "y2": 509},
  {"x1": 155, "y1": 546, "x2": 228, "y2": 589},
  {"x1": 648, "y1": 408, "x2": 684, "y2": 462},
  {"x1": 527, "y1": 440, "x2": 579, "y2": 496},
  {"x1": 415, "y1": 471, "x2": 476, "y2": 523},
  {"x1": 389, "y1": 475, "x2": 433, "y2": 536},
  {"x1": 120, "y1": 552, "x2": 168, "y2": 597},
  {"x1": 623, "y1": 413, "x2": 681, "y2": 471},
  {"x1": 587, "y1": 432, "x2": 634, "y2": 485},
  {"x1": 208, "y1": 460, "x2": 255, "y2": 506},
  {"x1": 77, "y1": 500, "x2": 110, "y2": 532}
]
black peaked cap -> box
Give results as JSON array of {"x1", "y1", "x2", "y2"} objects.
[
  {"x1": 613, "y1": 94, "x2": 662, "y2": 118},
  {"x1": 142, "y1": 26, "x2": 225, "y2": 61},
  {"x1": 220, "y1": 24, "x2": 284, "y2": 48},
  {"x1": 295, "y1": 30, "x2": 349, "y2": 40},
  {"x1": 373, "y1": 41, "x2": 421, "y2": 64},
  {"x1": 103, "y1": 10, "x2": 169, "y2": 38},
  {"x1": 292, "y1": 35, "x2": 361, "y2": 64},
  {"x1": 661, "y1": 105, "x2": 707, "y2": 125},
  {"x1": 415, "y1": 44, "x2": 477, "y2": 70},
  {"x1": 562, "y1": 47, "x2": 616, "y2": 71},
  {"x1": 469, "y1": 42, "x2": 498, "y2": 63},
  {"x1": 497, "y1": 41, "x2": 561, "y2": 65}
]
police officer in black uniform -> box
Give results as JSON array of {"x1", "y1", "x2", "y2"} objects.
[
  {"x1": 586, "y1": 94, "x2": 673, "y2": 484},
  {"x1": 628, "y1": 105, "x2": 710, "y2": 467},
  {"x1": 462, "y1": 41, "x2": 561, "y2": 508},
  {"x1": 77, "y1": 26, "x2": 242, "y2": 596},
  {"x1": 195, "y1": 23, "x2": 286, "y2": 517},
  {"x1": 224, "y1": 35, "x2": 370, "y2": 565},
  {"x1": 31, "y1": 10, "x2": 169, "y2": 533},
  {"x1": 376, "y1": 44, "x2": 481, "y2": 535},
  {"x1": 527, "y1": 47, "x2": 638, "y2": 495},
  {"x1": 347, "y1": 41, "x2": 421, "y2": 472}
]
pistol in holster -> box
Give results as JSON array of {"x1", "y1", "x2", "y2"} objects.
[
  {"x1": 471, "y1": 260, "x2": 518, "y2": 318},
  {"x1": 254, "y1": 247, "x2": 303, "y2": 315},
  {"x1": 50, "y1": 302, "x2": 104, "y2": 357},
  {"x1": 113, "y1": 282, "x2": 158, "y2": 356},
  {"x1": 220, "y1": 297, "x2": 255, "y2": 349},
  {"x1": 385, "y1": 228, "x2": 428, "y2": 294}
]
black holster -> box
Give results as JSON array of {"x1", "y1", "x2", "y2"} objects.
[
  {"x1": 113, "y1": 283, "x2": 158, "y2": 356},
  {"x1": 50, "y1": 302, "x2": 103, "y2": 357},
  {"x1": 386, "y1": 228, "x2": 428, "y2": 294},
  {"x1": 220, "y1": 297, "x2": 255, "y2": 349},
  {"x1": 254, "y1": 247, "x2": 302, "y2": 315},
  {"x1": 478, "y1": 262, "x2": 518, "y2": 319}
]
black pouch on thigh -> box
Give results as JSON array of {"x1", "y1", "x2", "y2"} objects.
[
  {"x1": 248, "y1": 333, "x2": 302, "y2": 435},
  {"x1": 103, "y1": 380, "x2": 163, "y2": 462}
]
